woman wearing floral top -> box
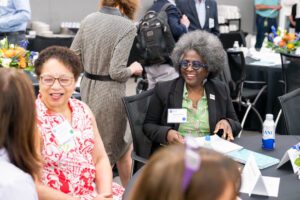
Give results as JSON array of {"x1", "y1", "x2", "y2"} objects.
[{"x1": 34, "y1": 46, "x2": 123, "y2": 200}]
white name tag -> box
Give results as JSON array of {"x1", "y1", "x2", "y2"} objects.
[
  {"x1": 52, "y1": 120, "x2": 75, "y2": 145},
  {"x1": 209, "y1": 18, "x2": 215, "y2": 29},
  {"x1": 167, "y1": 109, "x2": 187, "y2": 123},
  {"x1": 209, "y1": 94, "x2": 215, "y2": 100},
  {"x1": 0, "y1": 0, "x2": 8, "y2": 7}
]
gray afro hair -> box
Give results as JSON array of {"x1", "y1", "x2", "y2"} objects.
[{"x1": 171, "y1": 30, "x2": 225, "y2": 78}]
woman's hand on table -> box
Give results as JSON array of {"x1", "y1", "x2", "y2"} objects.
[
  {"x1": 167, "y1": 129, "x2": 184, "y2": 144},
  {"x1": 214, "y1": 119, "x2": 234, "y2": 141}
]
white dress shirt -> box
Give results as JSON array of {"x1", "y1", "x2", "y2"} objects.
[
  {"x1": 195, "y1": 0, "x2": 206, "y2": 28},
  {"x1": 0, "y1": 148, "x2": 38, "y2": 200}
]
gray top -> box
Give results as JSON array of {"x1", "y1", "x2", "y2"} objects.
[{"x1": 71, "y1": 7, "x2": 136, "y2": 164}]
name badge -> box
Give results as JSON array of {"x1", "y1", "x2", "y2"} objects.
[
  {"x1": 52, "y1": 120, "x2": 75, "y2": 145},
  {"x1": 0, "y1": 0, "x2": 8, "y2": 7},
  {"x1": 209, "y1": 18, "x2": 215, "y2": 29},
  {"x1": 209, "y1": 94, "x2": 215, "y2": 100},
  {"x1": 167, "y1": 109, "x2": 187, "y2": 123}
]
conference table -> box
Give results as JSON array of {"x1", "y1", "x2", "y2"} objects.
[{"x1": 123, "y1": 132, "x2": 300, "y2": 200}]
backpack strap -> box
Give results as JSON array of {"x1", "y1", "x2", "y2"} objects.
[{"x1": 160, "y1": 2, "x2": 173, "y2": 12}]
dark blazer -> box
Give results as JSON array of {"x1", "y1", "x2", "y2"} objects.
[
  {"x1": 176, "y1": 0, "x2": 219, "y2": 36},
  {"x1": 143, "y1": 77, "x2": 241, "y2": 153},
  {"x1": 149, "y1": 0, "x2": 188, "y2": 41}
]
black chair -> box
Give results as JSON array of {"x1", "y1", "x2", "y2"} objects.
[
  {"x1": 280, "y1": 52, "x2": 300, "y2": 93},
  {"x1": 227, "y1": 50, "x2": 267, "y2": 137},
  {"x1": 278, "y1": 88, "x2": 300, "y2": 135},
  {"x1": 220, "y1": 31, "x2": 246, "y2": 50},
  {"x1": 275, "y1": 53, "x2": 300, "y2": 125},
  {"x1": 122, "y1": 89, "x2": 154, "y2": 176},
  {"x1": 32, "y1": 35, "x2": 74, "y2": 52}
]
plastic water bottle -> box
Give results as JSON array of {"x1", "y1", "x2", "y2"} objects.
[
  {"x1": 233, "y1": 41, "x2": 240, "y2": 50},
  {"x1": 203, "y1": 135, "x2": 212, "y2": 149},
  {"x1": 262, "y1": 114, "x2": 275, "y2": 150}
]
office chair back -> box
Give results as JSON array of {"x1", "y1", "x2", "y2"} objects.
[
  {"x1": 280, "y1": 52, "x2": 300, "y2": 93},
  {"x1": 122, "y1": 89, "x2": 154, "y2": 173},
  {"x1": 278, "y1": 88, "x2": 300, "y2": 135},
  {"x1": 220, "y1": 31, "x2": 246, "y2": 50},
  {"x1": 33, "y1": 35, "x2": 74, "y2": 52},
  {"x1": 226, "y1": 50, "x2": 246, "y2": 99}
]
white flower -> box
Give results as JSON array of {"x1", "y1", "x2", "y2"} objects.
[
  {"x1": 273, "y1": 36, "x2": 282, "y2": 45},
  {"x1": 0, "y1": 58, "x2": 12, "y2": 68}
]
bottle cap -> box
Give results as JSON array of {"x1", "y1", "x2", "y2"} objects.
[{"x1": 266, "y1": 114, "x2": 273, "y2": 120}]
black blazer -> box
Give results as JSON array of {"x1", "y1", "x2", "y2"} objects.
[
  {"x1": 143, "y1": 77, "x2": 241, "y2": 153},
  {"x1": 149, "y1": 0, "x2": 188, "y2": 41},
  {"x1": 176, "y1": 0, "x2": 219, "y2": 36}
]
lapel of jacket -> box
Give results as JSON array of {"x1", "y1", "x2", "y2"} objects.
[
  {"x1": 204, "y1": 80, "x2": 217, "y2": 133},
  {"x1": 169, "y1": 78, "x2": 184, "y2": 130},
  {"x1": 189, "y1": 0, "x2": 201, "y2": 28},
  {"x1": 204, "y1": 0, "x2": 210, "y2": 30}
]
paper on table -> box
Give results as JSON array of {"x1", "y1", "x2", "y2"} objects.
[
  {"x1": 240, "y1": 154, "x2": 280, "y2": 197},
  {"x1": 240, "y1": 176, "x2": 280, "y2": 197},
  {"x1": 249, "y1": 60, "x2": 277, "y2": 66},
  {"x1": 227, "y1": 148, "x2": 280, "y2": 169},
  {"x1": 195, "y1": 134, "x2": 243, "y2": 154}
]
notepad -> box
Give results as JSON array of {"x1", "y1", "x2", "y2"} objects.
[{"x1": 227, "y1": 148, "x2": 280, "y2": 169}]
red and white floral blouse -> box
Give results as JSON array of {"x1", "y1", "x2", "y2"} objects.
[{"x1": 36, "y1": 97, "x2": 124, "y2": 200}]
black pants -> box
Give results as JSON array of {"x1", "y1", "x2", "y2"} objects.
[{"x1": 255, "y1": 14, "x2": 277, "y2": 49}]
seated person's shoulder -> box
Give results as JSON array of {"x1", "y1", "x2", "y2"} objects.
[{"x1": 0, "y1": 161, "x2": 37, "y2": 200}]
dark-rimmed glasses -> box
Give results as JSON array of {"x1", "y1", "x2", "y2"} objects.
[
  {"x1": 180, "y1": 60, "x2": 208, "y2": 71},
  {"x1": 40, "y1": 74, "x2": 74, "y2": 87}
]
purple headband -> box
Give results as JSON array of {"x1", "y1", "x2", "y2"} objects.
[{"x1": 182, "y1": 137, "x2": 201, "y2": 191}]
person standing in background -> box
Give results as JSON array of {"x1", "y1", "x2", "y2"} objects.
[
  {"x1": 144, "y1": 0, "x2": 190, "y2": 90},
  {"x1": 71, "y1": 0, "x2": 143, "y2": 188},
  {"x1": 283, "y1": 0, "x2": 300, "y2": 32},
  {"x1": 175, "y1": 0, "x2": 219, "y2": 36},
  {"x1": 0, "y1": 0, "x2": 31, "y2": 44},
  {"x1": 254, "y1": 0, "x2": 282, "y2": 50}
]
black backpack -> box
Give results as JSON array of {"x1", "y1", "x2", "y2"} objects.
[{"x1": 136, "y1": 3, "x2": 175, "y2": 66}]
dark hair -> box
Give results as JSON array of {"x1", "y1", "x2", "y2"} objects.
[
  {"x1": 0, "y1": 68, "x2": 40, "y2": 178},
  {"x1": 129, "y1": 145, "x2": 241, "y2": 200},
  {"x1": 34, "y1": 46, "x2": 83, "y2": 80},
  {"x1": 99, "y1": 0, "x2": 139, "y2": 20},
  {"x1": 171, "y1": 30, "x2": 225, "y2": 79}
]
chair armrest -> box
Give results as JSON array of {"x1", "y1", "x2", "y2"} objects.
[
  {"x1": 132, "y1": 151, "x2": 147, "y2": 164},
  {"x1": 244, "y1": 80, "x2": 267, "y2": 85}
]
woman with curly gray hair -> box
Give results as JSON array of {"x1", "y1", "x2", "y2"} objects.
[{"x1": 143, "y1": 30, "x2": 241, "y2": 154}]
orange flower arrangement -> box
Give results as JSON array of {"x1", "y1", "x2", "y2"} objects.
[
  {"x1": 266, "y1": 26, "x2": 300, "y2": 54},
  {"x1": 0, "y1": 37, "x2": 36, "y2": 71}
]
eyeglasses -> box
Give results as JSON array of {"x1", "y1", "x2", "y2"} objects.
[
  {"x1": 180, "y1": 60, "x2": 208, "y2": 71},
  {"x1": 40, "y1": 74, "x2": 74, "y2": 87},
  {"x1": 182, "y1": 136, "x2": 201, "y2": 191}
]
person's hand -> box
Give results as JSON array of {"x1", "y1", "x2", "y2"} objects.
[
  {"x1": 93, "y1": 193, "x2": 113, "y2": 200},
  {"x1": 129, "y1": 61, "x2": 143, "y2": 76},
  {"x1": 180, "y1": 14, "x2": 190, "y2": 28},
  {"x1": 213, "y1": 119, "x2": 234, "y2": 141},
  {"x1": 167, "y1": 129, "x2": 184, "y2": 144},
  {"x1": 272, "y1": 5, "x2": 282, "y2": 10}
]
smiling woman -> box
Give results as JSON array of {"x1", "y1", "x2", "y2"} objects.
[
  {"x1": 143, "y1": 30, "x2": 242, "y2": 155},
  {"x1": 33, "y1": 46, "x2": 124, "y2": 200}
]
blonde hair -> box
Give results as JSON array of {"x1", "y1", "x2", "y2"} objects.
[
  {"x1": 129, "y1": 145, "x2": 241, "y2": 200},
  {"x1": 99, "y1": 0, "x2": 139, "y2": 20}
]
